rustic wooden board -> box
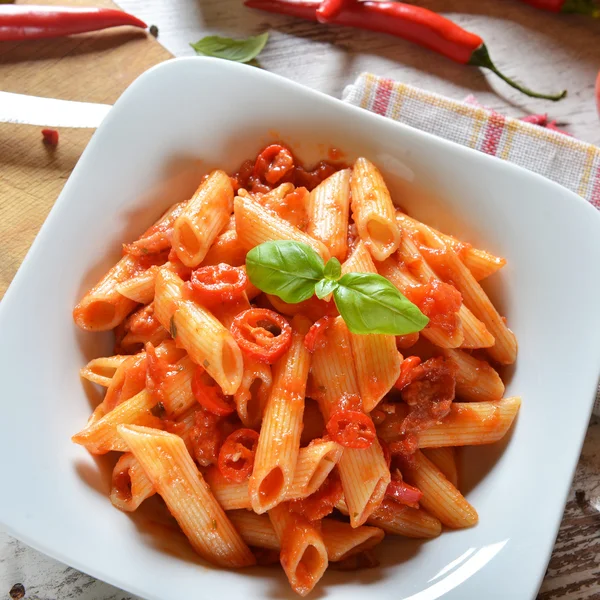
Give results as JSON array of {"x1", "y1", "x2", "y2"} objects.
[{"x1": 0, "y1": 0, "x2": 172, "y2": 297}]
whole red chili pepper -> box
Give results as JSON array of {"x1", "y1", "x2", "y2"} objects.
[
  {"x1": 244, "y1": 0, "x2": 567, "y2": 101},
  {"x1": 0, "y1": 6, "x2": 147, "y2": 42},
  {"x1": 516, "y1": 0, "x2": 599, "y2": 16}
]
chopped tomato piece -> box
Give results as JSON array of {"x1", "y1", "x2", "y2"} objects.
[
  {"x1": 404, "y1": 280, "x2": 462, "y2": 336},
  {"x1": 385, "y1": 479, "x2": 423, "y2": 509},
  {"x1": 189, "y1": 407, "x2": 223, "y2": 467},
  {"x1": 394, "y1": 356, "x2": 422, "y2": 391},
  {"x1": 290, "y1": 472, "x2": 343, "y2": 521},
  {"x1": 253, "y1": 144, "x2": 295, "y2": 186}
]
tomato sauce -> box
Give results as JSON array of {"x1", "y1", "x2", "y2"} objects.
[
  {"x1": 404, "y1": 280, "x2": 462, "y2": 336},
  {"x1": 290, "y1": 472, "x2": 343, "y2": 521}
]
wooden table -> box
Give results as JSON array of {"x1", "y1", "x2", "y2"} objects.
[{"x1": 2, "y1": 1, "x2": 600, "y2": 599}]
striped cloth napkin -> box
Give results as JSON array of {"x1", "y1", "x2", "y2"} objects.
[{"x1": 342, "y1": 72, "x2": 600, "y2": 416}]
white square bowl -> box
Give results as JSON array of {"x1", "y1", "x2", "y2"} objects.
[{"x1": 1, "y1": 57, "x2": 600, "y2": 600}]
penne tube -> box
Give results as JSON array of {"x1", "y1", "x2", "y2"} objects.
[
  {"x1": 269, "y1": 502, "x2": 328, "y2": 596},
  {"x1": 440, "y1": 348, "x2": 505, "y2": 402},
  {"x1": 321, "y1": 519, "x2": 384, "y2": 561},
  {"x1": 307, "y1": 169, "x2": 351, "y2": 261},
  {"x1": 234, "y1": 195, "x2": 330, "y2": 261},
  {"x1": 206, "y1": 440, "x2": 343, "y2": 511},
  {"x1": 397, "y1": 213, "x2": 506, "y2": 281},
  {"x1": 118, "y1": 425, "x2": 255, "y2": 568},
  {"x1": 311, "y1": 316, "x2": 390, "y2": 527},
  {"x1": 394, "y1": 233, "x2": 495, "y2": 349},
  {"x1": 256, "y1": 184, "x2": 309, "y2": 229},
  {"x1": 73, "y1": 254, "x2": 140, "y2": 331},
  {"x1": 234, "y1": 358, "x2": 272, "y2": 429},
  {"x1": 398, "y1": 214, "x2": 516, "y2": 364},
  {"x1": 350, "y1": 158, "x2": 400, "y2": 261},
  {"x1": 173, "y1": 300, "x2": 243, "y2": 395},
  {"x1": 110, "y1": 452, "x2": 155, "y2": 512},
  {"x1": 228, "y1": 511, "x2": 384, "y2": 562},
  {"x1": 403, "y1": 450, "x2": 478, "y2": 529},
  {"x1": 205, "y1": 466, "x2": 252, "y2": 510},
  {"x1": 286, "y1": 439, "x2": 343, "y2": 500},
  {"x1": 416, "y1": 397, "x2": 521, "y2": 448},
  {"x1": 153, "y1": 268, "x2": 184, "y2": 331},
  {"x1": 343, "y1": 243, "x2": 401, "y2": 411},
  {"x1": 115, "y1": 265, "x2": 159, "y2": 305},
  {"x1": 249, "y1": 316, "x2": 311, "y2": 513},
  {"x1": 422, "y1": 447, "x2": 458, "y2": 488},
  {"x1": 202, "y1": 229, "x2": 247, "y2": 267},
  {"x1": 80, "y1": 355, "x2": 129, "y2": 387},
  {"x1": 172, "y1": 170, "x2": 234, "y2": 267},
  {"x1": 378, "y1": 255, "x2": 464, "y2": 349},
  {"x1": 72, "y1": 389, "x2": 162, "y2": 454},
  {"x1": 336, "y1": 498, "x2": 441, "y2": 539},
  {"x1": 160, "y1": 355, "x2": 197, "y2": 418}
]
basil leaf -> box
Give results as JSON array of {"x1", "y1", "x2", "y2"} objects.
[
  {"x1": 315, "y1": 279, "x2": 338, "y2": 300},
  {"x1": 324, "y1": 257, "x2": 342, "y2": 281},
  {"x1": 333, "y1": 273, "x2": 429, "y2": 335},
  {"x1": 190, "y1": 32, "x2": 269, "y2": 63},
  {"x1": 246, "y1": 241, "x2": 324, "y2": 303}
]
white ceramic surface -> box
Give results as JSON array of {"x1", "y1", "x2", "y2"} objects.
[{"x1": 1, "y1": 57, "x2": 600, "y2": 600}]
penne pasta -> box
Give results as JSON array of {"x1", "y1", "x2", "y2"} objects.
[
  {"x1": 110, "y1": 452, "x2": 155, "y2": 512},
  {"x1": 80, "y1": 355, "x2": 129, "y2": 388},
  {"x1": 336, "y1": 498, "x2": 441, "y2": 539},
  {"x1": 311, "y1": 316, "x2": 390, "y2": 527},
  {"x1": 350, "y1": 158, "x2": 400, "y2": 261},
  {"x1": 307, "y1": 169, "x2": 351, "y2": 261},
  {"x1": 440, "y1": 348, "x2": 505, "y2": 402},
  {"x1": 72, "y1": 389, "x2": 162, "y2": 454},
  {"x1": 234, "y1": 358, "x2": 273, "y2": 429},
  {"x1": 397, "y1": 213, "x2": 506, "y2": 281},
  {"x1": 234, "y1": 195, "x2": 330, "y2": 261},
  {"x1": 119, "y1": 425, "x2": 255, "y2": 567},
  {"x1": 172, "y1": 170, "x2": 234, "y2": 267},
  {"x1": 249, "y1": 316, "x2": 311, "y2": 513},
  {"x1": 398, "y1": 213, "x2": 516, "y2": 364},
  {"x1": 403, "y1": 450, "x2": 478, "y2": 529},
  {"x1": 417, "y1": 397, "x2": 521, "y2": 448},
  {"x1": 269, "y1": 502, "x2": 328, "y2": 596},
  {"x1": 422, "y1": 447, "x2": 459, "y2": 488},
  {"x1": 115, "y1": 265, "x2": 159, "y2": 305},
  {"x1": 228, "y1": 511, "x2": 384, "y2": 562},
  {"x1": 202, "y1": 229, "x2": 247, "y2": 267},
  {"x1": 173, "y1": 300, "x2": 243, "y2": 395},
  {"x1": 205, "y1": 466, "x2": 252, "y2": 511},
  {"x1": 73, "y1": 254, "x2": 140, "y2": 331},
  {"x1": 343, "y1": 242, "x2": 401, "y2": 411},
  {"x1": 153, "y1": 268, "x2": 184, "y2": 330}
]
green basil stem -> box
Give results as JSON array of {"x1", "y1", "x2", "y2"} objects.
[{"x1": 469, "y1": 45, "x2": 567, "y2": 102}]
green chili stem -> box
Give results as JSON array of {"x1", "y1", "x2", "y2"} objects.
[
  {"x1": 562, "y1": 0, "x2": 600, "y2": 16},
  {"x1": 470, "y1": 45, "x2": 567, "y2": 102}
]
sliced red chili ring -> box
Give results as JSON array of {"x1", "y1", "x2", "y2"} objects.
[
  {"x1": 187, "y1": 263, "x2": 247, "y2": 304},
  {"x1": 231, "y1": 308, "x2": 292, "y2": 364},
  {"x1": 326, "y1": 409, "x2": 376, "y2": 449},
  {"x1": 253, "y1": 144, "x2": 295, "y2": 185},
  {"x1": 218, "y1": 428, "x2": 260, "y2": 483},
  {"x1": 304, "y1": 316, "x2": 334, "y2": 353},
  {"x1": 192, "y1": 366, "x2": 235, "y2": 416}
]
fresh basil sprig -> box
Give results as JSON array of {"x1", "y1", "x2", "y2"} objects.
[
  {"x1": 190, "y1": 32, "x2": 269, "y2": 64},
  {"x1": 245, "y1": 241, "x2": 429, "y2": 335}
]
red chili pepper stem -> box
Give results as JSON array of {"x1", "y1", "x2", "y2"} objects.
[
  {"x1": 245, "y1": 0, "x2": 568, "y2": 101},
  {"x1": 469, "y1": 45, "x2": 566, "y2": 101}
]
